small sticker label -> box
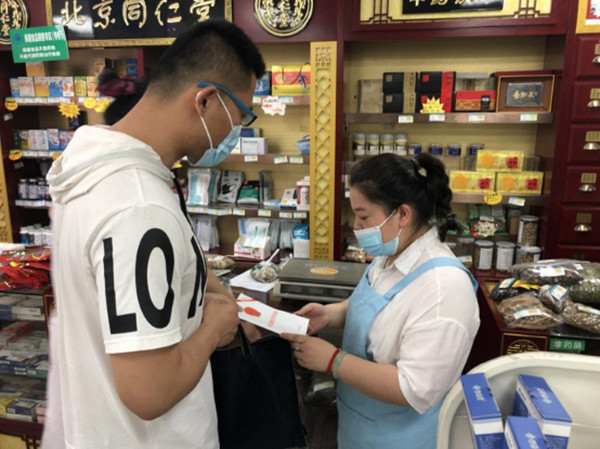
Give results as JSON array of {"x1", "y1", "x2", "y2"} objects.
[
  {"x1": 397, "y1": 115, "x2": 414, "y2": 124},
  {"x1": 274, "y1": 156, "x2": 288, "y2": 164},
  {"x1": 576, "y1": 304, "x2": 600, "y2": 316},
  {"x1": 513, "y1": 307, "x2": 543, "y2": 320},
  {"x1": 550, "y1": 285, "x2": 568, "y2": 301},
  {"x1": 538, "y1": 266, "x2": 566, "y2": 277},
  {"x1": 520, "y1": 113, "x2": 538, "y2": 122},
  {"x1": 469, "y1": 114, "x2": 485, "y2": 123},
  {"x1": 508, "y1": 197, "x2": 526, "y2": 207},
  {"x1": 279, "y1": 212, "x2": 293, "y2": 219},
  {"x1": 293, "y1": 212, "x2": 307, "y2": 219},
  {"x1": 290, "y1": 156, "x2": 304, "y2": 164},
  {"x1": 261, "y1": 95, "x2": 286, "y2": 116},
  {"x1": 258, "y1": 209, "x2": 272, "y2": 217},
  {"x1": 244, "y1": 155, "x2": 258, "y2": 162},
  {"x1": 550, "y1": 338, "x2": 585, "y2": 353},
  {"x1": 458, "y1": 256, "x2": 473, "y2": 264},
  {"x1": 499, "y1": 278, "x2": 516, "y2": 289},
  {"x1": 484, "y1": 191, "x2": 503, "y2": 205},
  {"x1": 4, "y1": 98, "x2": 18, "y2": 112},
  {"x1": 429, "y1": 114, "x2": 445, "y2": 122},
  {"x1": 233, "y1": 208, "x2": 246, "y2": 216}
]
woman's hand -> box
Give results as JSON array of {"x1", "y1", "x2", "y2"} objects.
[
  {"x1": 281, "y1": 333, "x2": 337, "y2": 372},
  {"x1": 295, "y1": 303, "x2": 330, "y2": 335}
]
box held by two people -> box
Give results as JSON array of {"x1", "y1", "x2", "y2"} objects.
[
  {"x1": 513, "y1": 374, "x2": 571, "y2": 449},
  {"x1": 461, "y1": 373, "x2": 505, "y2": 449}
]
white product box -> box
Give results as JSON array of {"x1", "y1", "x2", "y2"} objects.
[
  {"x1": 240, "y1": 137, "x2": 268, "y2": 155},
  {"x1": 512, "y1": 374, "x2": 572, "y2": 449},
  {"x1": 234, "y1": 235, "x2": 271, "y2": 260},
  {"x1": 504, "y1": 416, "x2": 548, "y2": 449},
  {"x1": 461, "y1": 373, "x2": 505, "y2": 449}
]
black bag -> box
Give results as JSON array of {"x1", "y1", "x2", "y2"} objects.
[{"x1": 211, "y1": 326, "x2": 307, "y2": 449}]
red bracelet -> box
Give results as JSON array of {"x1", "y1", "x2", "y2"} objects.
[{"x1": 326, "y1": 348, "x2": 341, "y2": 376}]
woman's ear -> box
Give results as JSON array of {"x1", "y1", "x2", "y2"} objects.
[{"x1": 396, "y1": 204, "x2": 413, "y2": 228}]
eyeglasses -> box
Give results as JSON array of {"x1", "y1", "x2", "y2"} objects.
[{"x1": 197, "y1": 81, "x2": 257, "y2": 127}]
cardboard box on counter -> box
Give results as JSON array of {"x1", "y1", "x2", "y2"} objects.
[{"x1": 461, "y1": 373, "x2": 504, "y2": 449}]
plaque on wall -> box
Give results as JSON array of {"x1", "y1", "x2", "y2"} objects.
[
  {"x1": 402, "y1": 0, "x2": 503, "y2": 15},
  {"x1": 254, "y1": 0, "x2": 313, "y2": 37},
  {"x1": 46, "y1": 0, "x2": 232, "y2": 47},
  {"x1": 0, "y1": 0, "x2": 29, "y2": 45}
]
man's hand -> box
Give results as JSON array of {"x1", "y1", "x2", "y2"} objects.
[{"x1": 202, "y1": 293, "x2": 240, "y2": 348}]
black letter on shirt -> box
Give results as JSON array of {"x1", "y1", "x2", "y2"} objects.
[
  {"x1": 135, "y1": 229, "x2": 175, "y2": 329},
  {"x1": 187, "y1": 237, "x2": 204, "y2": 318},
  {"x1": 103, "y1": 238, "x2": 137, "y2": 334}
]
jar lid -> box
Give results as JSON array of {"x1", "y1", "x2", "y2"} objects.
[
  {"x1": 520, "y1": 215, "x2": 539, "y2": 222},
  {"x1": 428, "y1": 143, "x2": 443, "y2": 148},
  {"x1": 508, "y1": 208, "x2": 522, "y2": 217},
  {"x1": 496, "y1": 241, "x2": 516, "y2": 248},
  {"x1": 408, "y1": 143, "x2": 422, "y2": 148},
  {"x1": 394, "y1": 133, "x2": 407, "y2": 139},
  {"x1": 521, "y1": 245, "x2": 542, "y2": 253},
  {"x1": 381, "y1": 133, "x2": 394, "y2": 139},
  {"x1": 367, "y1": 133, "x2": 379, "y2": 139},
  {"x1": 447, "y1": 144, "x2": 462, "y2": 149},
  {"x1": 458, "y1": 237, "x2": 475, "y2": 243},
  {"x1": 475, "y1": 240, "x2": 494, "y2": 247},
  {"x1": 353, "y1": 133, "x2": 366, "y2": 138}
]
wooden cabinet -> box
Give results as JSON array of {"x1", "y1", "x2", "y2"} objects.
[
  {"x1": 563, "y1": 167, "x2": 600, "y2": 203},
  {"x1": 575, "y1": 36, "x2": 600, "y2": 79},
  {"x1": 566, "y1": 124, "x2": 600, "y2": 164}
]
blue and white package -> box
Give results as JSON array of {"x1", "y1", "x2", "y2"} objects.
[
  {"x1": 461, "y1": 373, "x2": 505, "y2": 449},
  {"x1": 513, "y1": 375, "x2": 572, "y2": 449},
  {"x1": 254, "y1": 71, "x2": 271, "y2": 96},
  {"x1": 503, "y1": 416, "x2": 548, "y2": 449}
]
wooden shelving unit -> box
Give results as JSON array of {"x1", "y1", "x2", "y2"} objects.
[{"x1": 344, "y1": 112, "x2": 554, "y2": 125}]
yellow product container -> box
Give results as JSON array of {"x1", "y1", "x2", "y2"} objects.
[
  {"x1": 517, "y1": 171, "x2": 544, "y2": 195},
  {"x1": 74, "y1": 76, "x2": 88, "y2": 97},
  {"x1": 34, "y1": 77, "x2": 50, "y2": 97},
  {"x1": 450, "y1": 171, "x2": 495, "y2": 193},
  {"x1": 496, "y1": 173, "x2": 520, "y2": 194},
  {"x1": 477, "y1": 150, "x2": 524, "y2": 172},
  {"x1": 271, "y1": 65, "x2": 310, "y2": 96}
]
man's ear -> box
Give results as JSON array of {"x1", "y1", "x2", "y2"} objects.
[{"x1": 193, "y1": 86, "x2": 218, "y2": 117}]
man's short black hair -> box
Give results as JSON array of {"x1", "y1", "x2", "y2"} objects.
[{"x1": 149, "y1": 20, "x2": 265, "y2": 98}]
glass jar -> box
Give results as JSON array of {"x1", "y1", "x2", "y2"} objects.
[
  {"x1": 408, "y1": 143, "x2": 422, "y2": 155},
  {"x1": 495, "y1": 241, "x2": 516, "y2": 272},
  {"x1": 27, "y1": 178, "x2": 38, "y2": 200},
  {"x1": 474, "y1": 240, "x2": 494, "y2": 270},
  {"x1": 518, "y1": 245, "x2": 542, "y2": 264},
  {"x1": 428, "y1": 143, "x2": 443, "y2": 156},
  {"x1": 507, "y1": 208, "x2": 522, "y2": 236},
  {"x1": 517, "y1": 215, "x2": 539, "y2": 246},
  {"x1": 457, "y1": 237, "x2": 475, "y2": 268},
  {"x1": 394, "y1": 133, "x2": 408, "y2": 156},
  {"x1": 380, "y1": 133, "x2": 394, "y2": 153},
  {"x1": 18, "y1": 179, "x2": 28, "y2": 200},
  {"x1": 447, "y1": 144, "x2": 462, "y2": 157},
  {"x1": 468, "y1": 143, "x2": 485, "y2": 156},
  {"x1": 352, "y1": 133, "x2": 366, "y2": 158},
  {"x1": 366, "y1": 133, "x2": 380, "y2": 156}
]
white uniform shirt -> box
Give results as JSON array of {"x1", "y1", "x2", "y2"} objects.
[
  {"x1": 367, "y1": 227, "x2": 480, "y2": 414},
  {"x1": 46, "y1": 126, "x2": 218, "y2": 449}
]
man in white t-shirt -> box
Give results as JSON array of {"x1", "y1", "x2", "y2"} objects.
[{"x1": 43, "y1": 20, "x2": 265, "y2": 449}]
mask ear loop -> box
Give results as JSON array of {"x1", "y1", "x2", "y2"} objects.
[
  {"x1": 215, "y1": 92, "x2": 235, "y2": 129},
  {"x1": 197, "y1": 91, "x2": 214, "y2": 149}
]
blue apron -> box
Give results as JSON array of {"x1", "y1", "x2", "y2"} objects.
[{"x1": 337, "y1": 257, "x2": 478, "y2": 449}]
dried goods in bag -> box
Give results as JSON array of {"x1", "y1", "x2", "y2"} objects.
[
  {"x1": 509, "y1": 259, "x2": 584, "y2": 286},
  {"x1": 206, "y1": 255, "x2": 235, "y2": 270},
  {"x1": 538, "y1": 284, "x2": 570, "y2": 313},
  {"x1": 497, "y1": 293, "x2": 562, "y2": 330},
  {"x1": 490, "y1": 278, "x2": 540, "y2": 301},
  {"x1": 569, "y1": 262, "x2": 600, "y2": 305},
  {"x1": 561, "y1": 301, "x2": 600, "y2": 334}
]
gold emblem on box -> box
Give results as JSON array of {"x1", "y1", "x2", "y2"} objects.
[
  {"x1": 0, "y1": 0, "x2": 29, "y2": 45},
  {"x1": 254, "y1": 0, "x2": 313, "y2": 38}
]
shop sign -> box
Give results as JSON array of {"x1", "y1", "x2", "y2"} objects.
[
  {"x1": 10, "y1": 25, "x2": 69, "y2": 63},
  {"x1": 0, "y1": 0, "x2": 29, "y2": 45},
  {"x1": 549, "y1": 338, "x2": 585, "y2": 353},
  {"x1": 254, "y1": 0, "x2": 313, "y2": 37},
  {"x1": 402, "y1": 0, "x2": 503, "y2": 15},
  {"x1": 47, "y1": 0, "x2": 232, "y2": 46}
]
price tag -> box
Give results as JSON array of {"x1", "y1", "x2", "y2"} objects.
[
  {"x1": 279, "y1": 212, "x2": 293, "y2": 219},
  {"x1": 484, "y1": 191, "x2": 503, "y2": 205},
  {"x1": 244, "y1": 155, "x2": 258, "y2": 162},
  {"x1": 508, "y1": 197, "x2": 526, "y2": 207},
  {"x1": 261, "y1": 96, "x2": 286, "y2": 116},
  {"x1": 429, "y1": 114, "x2": 445, "y2": 122},
  {"x1": 233, "y1": 208, "x2": 246, "y2": 216},
  {"x1": 217, "y1": 208, "x2": 233, "y2": 216},
  {"x1": 520, "y1": 113, "x2": 538, "y2": 122},
  {"x1": 207, "y1": 208, "x2": 219, "y2": 215},
  {"x1": 4, "y1": 98, "x2": 18, "y2": 111},
  {"x1": 258, "y1": 209, "x2": 272, "y2": 217},
  {"x1": 469, "y1": 114, "x2": 485, "y2": 123},
  {"x1": 274, "y1": 155, "x2": 288, "y2": 164},
  {"x1": 293, "y1": 212, "x2": 307, "y2": 219},
  {"x1": 279, "y1": 96, "x2": 295, "y2": 104},
  {"x1": 290, "y1": 156, "x2": 304, "y2": 164},
  {"x1": 397, "y1": 115, "x2": 414, "y2": 124}
]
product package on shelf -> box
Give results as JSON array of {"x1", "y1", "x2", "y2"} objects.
[
  {"x1": 357, "y1": 79, "x2": 383, "y2": 113},
  {"x1": 217, "y1": 171, "x2": 244, "y2": 204},
  {"x1": 254, "y1": 71, "x2": 271, "y2": 96},
  {"x1": 450, "y1": 171, "x2": 496, "y2": 193},
  {"x1": 477, "y1": 150, "x2": 524, "y2": 172},
  {"x1": 237, "y1": 181, "x2": 260, "y2": 205},
  {"x1": 235, "y1": 218, "x2": 271, "y2": 260},
  {"x1": 509, "y1": 260, "x2": 586, "y2": 287},
  {"x1": 497, "y1": 293, "x2": 562, "y2": 330},
  {"x1": 271, "y1": 64, "x2": 310, "y2": 96},
  {"x1": 496, "y1": 172, "x2": 544, "y2": 195},
  {"x1": 190, "y1": 216, "x2": 219, "y2": 252}
]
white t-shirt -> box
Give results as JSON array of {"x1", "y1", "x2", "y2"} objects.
[
  {"x1": 45, "y1": 126, "x2": 217, "y2": 449},
  {"x1": 367, "y1": 227, "x2": 480, "y2": 414}
]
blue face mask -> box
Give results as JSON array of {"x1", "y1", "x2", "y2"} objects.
[
  {"x1": 191, "y1": 92, "x2": 241, "y2": 167},
  {"x1": 354, "y1": 211, "x2": 403, "y2": 257}
]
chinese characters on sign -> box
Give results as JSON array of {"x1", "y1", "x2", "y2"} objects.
[
  {"x1": 50, "y1": 0, "x2": 231, "y2": 43},
  {"x1": 254, "y1": 0, "x2": 314, "y2": 37},
  {"x1": 10, "y1": 25, "x2": 70, "y2": 62},
  {"x1": 505, "y1": 82, "x2": 544, "y2": 108},
  {"x1": 0, "y1": 0, "x2": 29, "y2": 45},
  {"x1": 402, "y1": 0, "x2": 503, "y2": 14}
]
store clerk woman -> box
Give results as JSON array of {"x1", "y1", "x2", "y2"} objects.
[{"x1": 282, "y1": 153, "x2": 480, "y2": 449}]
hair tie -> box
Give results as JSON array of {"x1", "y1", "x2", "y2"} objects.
[
  {"x1": 97, "y1": 76, "x2": 138, "y2": 97},
  {"x1": 410, "y1": 158, "x2": 427, "y2": 178}
]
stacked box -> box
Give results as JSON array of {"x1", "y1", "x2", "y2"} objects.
[
  {"x1": 496, "y1": 172, "x2": 544, "y2": 195},
  {"x1": 477, "y1": 150, "x2": 525, "y2": 172},
  {"x1": 49, "y1": 77, "x2": 63, "y2": 97},
  {"x1": 461, "y1": 373, "x2": 504, "y2": 449},
  {"x1": 18, "y1": 77, "x2": 35, "y2": 97},
  {"x1": 87, "y1": 76, "x2": 99, "y2": 97},
  {"x1": 62, "y1": 76, "x2": 74, "y2": 97},
  {"x1": 381, "y1": 72, "x2": 417, "y2": 113},
  {"x1": 503, "y1": 416, "x2": 547, "y2": 449},
  {"x1": 450, "y1": 171, "x2": 495, "y2": 193},
  {"x1": 35, "y1": 400, "x2": 47, "y2": 423},
  {"x1": 34, "y1": 77, "x2": 50, "y2": 97},
  {"x1": 11, "y1": 297, "x2": 44, "y2": 321},
  {"x1": 254, "y1": 71, "x2": 271, "y2": 96},
  {"x1": 0, "y1": 295, "x2": 22, "y2": 321},
  {"x1": 6, "y1": 399, "x2": 37, "y2": 422},
  {"x1": 74, "y1": 76, "x2": 88, "y2": 97},
  {"x1": 271, "y1": 65, "x2": 310, "y2": 96},
  {"x1": 9, "y1": 78, "x2": 19, "y2": 97},
  {"x1": 513, "y1": 375, "x2": 572, "y2": 449}
]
